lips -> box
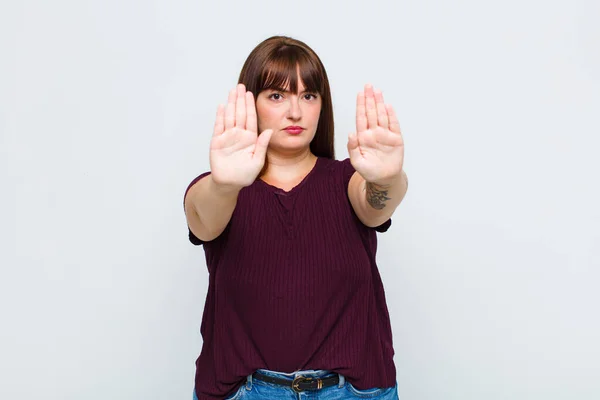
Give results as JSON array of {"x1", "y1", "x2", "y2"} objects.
[{"x1": 285, "y1": 126, "x2": 304, "y2": 134}]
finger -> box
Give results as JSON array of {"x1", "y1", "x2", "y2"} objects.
[
  {"x1": 246, "y1": 91, "x2": 257, "y2": 133},
  {"x1": 225, "y1": 88, "x2": 236, "y2": 130},
  {"x1": 356, "y1": 92, "x2": 367, "y2": 133},
  {"x1": 374, "y1": 88, "x2": 388, "y2": 129},
  {"x1": 347, "y1": 132, "x2": 362, "y2": 159},
  {"x1": 213, "y1": 104, "x2": 225, "y2": 137},
  {"x1": 386, "y1": 104, "x2": 402, "y2": 134},
  {"x1": 254, "y1": 129, "x2": 273, "y2": 159},
  {"x1": 235, "y1": 84, "x2": 246, "y2": 129},
  {"x1": 365, "y1": 84, "x2": 378, "y2": 129}
]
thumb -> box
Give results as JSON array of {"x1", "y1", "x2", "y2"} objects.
[
  {"x1": 347, "y1": 132, "x2": 361, "y2": 159},
  {"x1": 254, "y1": 129, "x2": 273, "y2": 160}
]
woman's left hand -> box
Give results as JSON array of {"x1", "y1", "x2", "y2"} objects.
[{"x1": 347, "y1": 84, "x2": 405, "y2": 184}]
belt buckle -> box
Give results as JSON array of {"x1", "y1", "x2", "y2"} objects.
[{"x1": 292, "y1": 376, "x2": 313, "y2": 393}]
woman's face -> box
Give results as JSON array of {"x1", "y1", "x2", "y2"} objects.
[{"x1": 255, "y1": 75, "x2": 322, "y2": 153}]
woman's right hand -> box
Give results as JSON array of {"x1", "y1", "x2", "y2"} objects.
[{"x1": 209, "y1": 84, "x2": 273, "y2": 190}]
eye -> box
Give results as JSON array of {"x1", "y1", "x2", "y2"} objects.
[
  {"x1": 304, "y1": 93, "x2": 318, "y2": 100},
  {"x1": 268, "y1": 93, "x2": 283, "y2": 100}
]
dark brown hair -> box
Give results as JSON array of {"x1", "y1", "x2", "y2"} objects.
[{"x1": 238, "y1": 36, "x2": 335, "y2": 167}]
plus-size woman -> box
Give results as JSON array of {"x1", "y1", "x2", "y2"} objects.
[{"x1": 184, "y1": 35, "x2": 408, "y2": 400}]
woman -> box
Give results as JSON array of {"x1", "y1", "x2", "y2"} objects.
[{"x1": 184, "y1": 35, "x2": 408, "y2": 400}]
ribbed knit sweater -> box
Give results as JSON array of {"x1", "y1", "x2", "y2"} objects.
[{"x1": 184, "y1": 156, "x2": 396, "y2": 400}]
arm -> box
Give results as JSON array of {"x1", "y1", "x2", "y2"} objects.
[
  {"x1": 347, "y1": 84, "x2": 407, "y2": 227},
  {"x1": 184, "y1": 174, "x2": 241, "y2": 242},
  {"x1": 347, "y1": 170, "x2": 408, "y2": 228},
  {"x1": 185, "y1": 84, "x2": 273, "y2": 243}
]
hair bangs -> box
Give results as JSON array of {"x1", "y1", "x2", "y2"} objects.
[{"x1": 260, "y1": 48, "x2": 323, "y2": 95}]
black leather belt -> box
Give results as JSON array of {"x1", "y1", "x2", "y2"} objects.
[{"x1": 252, "y1": 371, "x2": 340, "y2": 393}]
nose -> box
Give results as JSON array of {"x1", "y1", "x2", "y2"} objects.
[{"x1": 286, "y1": 97, "x2": 302, "y2": 121}]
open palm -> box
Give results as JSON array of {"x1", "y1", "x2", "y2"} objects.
[
  {"x1": 347, "y1": 84, "x2": 404, "y2": 184},
  {"x1": 210, "y1": 84, "x2": 273, "y2": 189}
]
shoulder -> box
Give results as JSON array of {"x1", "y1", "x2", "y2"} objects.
[
  {"x1": 318, "y1": 156, "x2": 350, "y2": 168},
  {"x1": 318, "y1": 157, "x2": 353, "y2": 175},
  {"x1": 320, "y1": 157, "x2": 392, "y2": 233},
  {"x1": 316, "y1": 157, "x2": 355, "y2": 190},
  {"x1": 183, "y1": 171, "x2": 212, "y2": 204}
]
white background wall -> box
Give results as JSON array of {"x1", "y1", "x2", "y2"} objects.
[{"x1": 1, "y1": 0, "x2": 598, "y2": 399}]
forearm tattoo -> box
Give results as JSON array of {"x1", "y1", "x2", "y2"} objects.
[{"x1": 365, "y1": 182, "x2": 391, "y2": 210}]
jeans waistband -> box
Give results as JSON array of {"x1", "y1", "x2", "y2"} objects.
[{"x1": 253, "y1": 368, "x2": 345, "y2": 387}]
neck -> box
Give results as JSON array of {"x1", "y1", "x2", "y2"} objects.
[{"x1": 261, "y1": 150, "x2": 317, "y2": 181}]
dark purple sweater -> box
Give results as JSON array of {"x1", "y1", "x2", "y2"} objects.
[{"x1": 184, "y1": 157, "x2": 396, "y2": 399}]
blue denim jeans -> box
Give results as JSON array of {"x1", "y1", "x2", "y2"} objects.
[{"x1": 193, "y1": 368, "x2": 399, "y2": 399}]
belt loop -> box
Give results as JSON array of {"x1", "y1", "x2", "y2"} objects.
[
  {"x1": 246, "y1": 373, "x2": 253, "y2": 390},
  {"x1": 338, "y1": 374, "x2": 345, "y2": 388}
]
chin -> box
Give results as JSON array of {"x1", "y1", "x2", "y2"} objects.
[{"x1": 270, "y1": 140, "x2": 312, "y2": 151}]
